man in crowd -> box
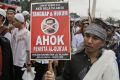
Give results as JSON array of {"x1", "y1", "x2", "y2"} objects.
[
  {"x1": 0, "y1": 8, "x2": 14, "y2": 80},
  {"x1": 4, "y1": 7, "x2": 16, "y2": 33},
  {"x1": 22, "y1": 11, "x2": 30, "y2": 30},
  {"x1": 44, "y1": 22, "x2": 119, "y2": 80},
  {"x1": 11, "y1": 13, "x2": 30, "y2": 80}
]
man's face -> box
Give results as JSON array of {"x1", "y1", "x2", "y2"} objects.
[
  {"x1": 12, "y1": 18, "x2": 21, "y2": 28},
  {"x1": 84, "y1": 33, "x2": 105, "y2": 53},
  {"x1": 7, "y1": 12, "x2": 15, "y2": 21}
]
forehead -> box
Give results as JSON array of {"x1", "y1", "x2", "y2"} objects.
[
  {"x1": 46, "y1": 19, "x2": 54, "y2": 23},
  {"x1": 47, "y1": 19, "x2": 54, "y2": 21},
  {"x1": 84, "y1": 33, "x2": 101, "y2": 39},
  {"x1": 7, "y1": 11, "x2": 15, "y2": 14}
]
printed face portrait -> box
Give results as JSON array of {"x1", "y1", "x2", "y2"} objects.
[
  {"x1": 41, "y1": 17, "x2": 59, "y2": 35},
  {"x1": 45, "y1": 18, "x2": 55, "y2": 33}
]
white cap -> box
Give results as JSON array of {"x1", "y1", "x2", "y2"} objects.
[
  {"x1": 22, "y1": 11, "x2": 29, "y2": 16},
  {"x1": 0, "y1": 8, "x2": 6, "y2": 18},
  {"x1": 15, "y1": 13, "x2": 25, "y2": 23}
]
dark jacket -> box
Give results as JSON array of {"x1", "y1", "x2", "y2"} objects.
[
  {"x1": 57, "y1": 50, "x2": 91, "y2": 80},
  {"x1": 0, "y1": 37, "x2": 14, "y2": 80}
]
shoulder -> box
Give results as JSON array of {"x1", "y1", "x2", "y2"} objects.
[
  {"x1": 71, "y1": 50, "x2": 85, "y2": 62},
  {"x1": 23, "y1": 28, "x2": 30, "y2": 34},
  {"x1": 11, "y1": 28, "x2": 18, "y2": 34},
  {"x1": 0, "y1": 37, "x2": 10, "y2": 45},
  {"x1": 103, "y1": 50, "x2": 119, "y2": 79},
  {"x1": 0, "y1": 26, "x2": 9, "y2": 34},
  {"x1": 102, "y1": 49, "x2": 116, "y2": 58},
  {"x1": 102, "y1": 49, "x2": 117, "y2": 66},
  {"x1": 4, "y1": 32, "x2": 11, "y2": 41}
]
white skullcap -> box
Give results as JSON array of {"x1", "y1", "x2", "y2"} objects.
[
  {"x1": 22, "y1": 11, "x2": 29, "y2": 16},
  {"x1": 15, "y1": 13, "x2": 25, "y2": 23},
  {"x1": 0, "y1": 8, "x2": 6, "y2": 18}
]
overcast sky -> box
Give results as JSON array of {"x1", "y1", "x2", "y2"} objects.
[{"x1": 64, "y1": 0, "x2": 120, "y2": 20}]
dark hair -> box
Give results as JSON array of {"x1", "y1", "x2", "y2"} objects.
[
  {"x1": 107, "y1": 25, "x2": 115, "y2": 33},
  {"x1": 92, "y1": 18, "x2": 108, "y2": 31},
  {"x1": 46, "y1": 18, "x2": 55, "y2": 23},
  {"x1": 7, "y1": 7, "x2": 16, "y2": 14}
]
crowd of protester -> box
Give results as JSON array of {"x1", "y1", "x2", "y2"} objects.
[{"x1": 0, "y1": 7, "x2": 120, "y2": 80}]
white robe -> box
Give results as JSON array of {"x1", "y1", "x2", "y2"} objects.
[
  {"x1": 72, "y1": 26, "x2": 84, "y2": 53},
  {"x1": 83, "y1": 50, "x2": 119, "y2": 80}
]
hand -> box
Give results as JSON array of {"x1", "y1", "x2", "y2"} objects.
[
  {"x1": 53, "y1": 60, "x2": 58, "y2": 66},
  {"x1": 44, "y1": 71, "x2": 55, "y2": 80},
  {"x1": 26, "y1": 64, "x2": 31, "y2": 72},
  {"x1": 26, "y1": 61, "x2": 31, "y2": 72}
]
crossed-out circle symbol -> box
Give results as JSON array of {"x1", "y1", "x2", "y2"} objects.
[{"x1": 41, "y1": 17, "x2": 59, "y2": 35}]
